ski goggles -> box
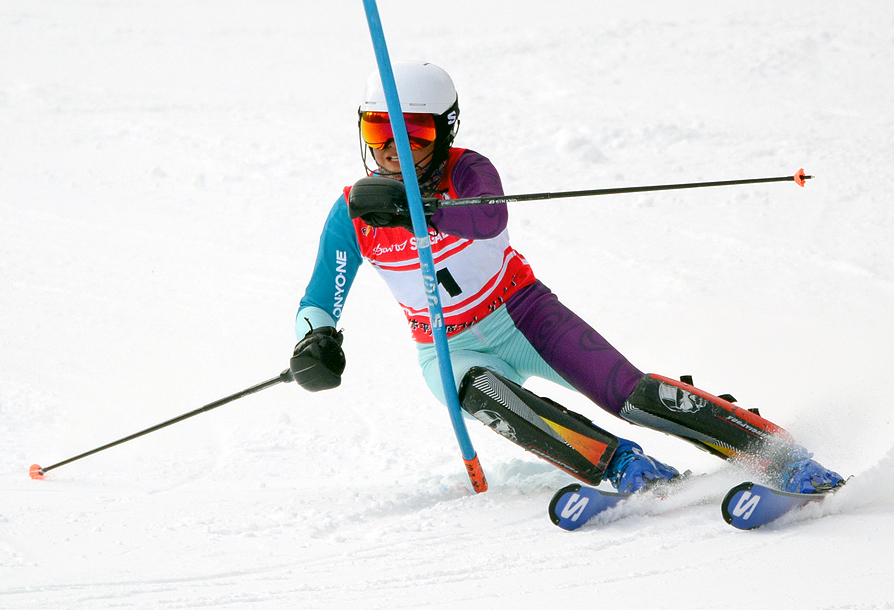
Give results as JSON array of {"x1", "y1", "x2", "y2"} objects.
[{"x1": 360, "y1": 111, "x2": 437, "y2": 150}]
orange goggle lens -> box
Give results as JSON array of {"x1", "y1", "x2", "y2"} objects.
[{"x1": 360, "y1": 112, "x2": 436, "y2": 150}]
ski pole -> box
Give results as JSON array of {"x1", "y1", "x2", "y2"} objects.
[
  {"x1": 437, "y1": 168, "x2": 812, "y2": 209},
  {"x1": 29, "y1": 369, "x2": 294, "y2": 479},
  {"x1": 362, "y1": 0, "x2": 487, "y2": 493}
]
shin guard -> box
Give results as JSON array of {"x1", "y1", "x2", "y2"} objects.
[
  {"x1": 621, "y1": 374, "x2": 802, "y2": 476},
  {"x1": 459, "y1": 367, "x2": 618, "y2": 485}
]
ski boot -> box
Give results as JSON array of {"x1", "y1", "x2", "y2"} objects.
[
  {"x1": 778, "y1": 454, "x2": 845, "y2": 494},
  {"x1": 605, "y1": 439, "x2": 680, "y2": 493}
]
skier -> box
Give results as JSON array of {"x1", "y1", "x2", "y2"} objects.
[{"x1": 290, "y1": 60, "x2": 844, "y2": 495}]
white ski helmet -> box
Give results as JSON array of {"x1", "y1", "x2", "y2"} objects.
[
  {"x1": 360, "y1": 61, "x2": 458, "y2": 115},
  {"x1": 358, "y1": 61, "x2": 461, "y2": 181}
]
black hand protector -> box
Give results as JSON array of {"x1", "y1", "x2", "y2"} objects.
[
  {"x1": 347, "y1": 177, "x2": 439, "y2": 230},
  {"x1": 290, "y1": 326, "x2": 345, "y2": 392}
]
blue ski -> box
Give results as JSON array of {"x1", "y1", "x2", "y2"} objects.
[
  {"x1": 721, "y1": 482, "x2": 828, "y2": 529},
  {"x1": 548, "y1": 483, "x2": 631, "y2": 530}
]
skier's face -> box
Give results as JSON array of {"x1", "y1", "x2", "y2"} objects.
[
  {"x1": 361, "y1": 110, "x2": 438, "y2": 176},
  {"x1": 371, "y1": 139, "x2": 436, "y2": 175}
]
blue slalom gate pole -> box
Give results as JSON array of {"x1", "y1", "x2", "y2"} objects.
[{"x1": 361, "y1": 0, "x2": 486, "y2": 493}]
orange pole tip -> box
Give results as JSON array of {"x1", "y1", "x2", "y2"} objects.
[
  {"x1": 464, "y1": 456, "x2": 488, "y2": 493},
  {"x1": 794, "y1": 168, "x2": 811, "y2": 187},
  {"x1": 29, "y1": 464, "x2": 46, "y2": 480}
]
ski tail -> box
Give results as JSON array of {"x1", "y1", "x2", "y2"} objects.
[
  {"x1": 548, "y1": 483, "x2": 629, "y2": 530},
  {"x1": 548, "y1": 473, "x2": 699, "y2": 531},
  {"x1": 721, "y1": 482, "x2": 827, "y2": 529}
]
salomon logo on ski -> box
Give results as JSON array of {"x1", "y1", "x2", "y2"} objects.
[
  {"x1": 730, "y1": 491, "x2": 761, "y2": 520},
  {"x1": 559, "y1": 493, "x2": 590, "y2": 521}
]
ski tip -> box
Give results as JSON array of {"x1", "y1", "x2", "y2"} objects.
[
  {"x1": 794, "y1": 168, "x2": 812, "y2": 187},
  {"x1": 29, "y1": 464, "x2": 46, "y2": 480}
]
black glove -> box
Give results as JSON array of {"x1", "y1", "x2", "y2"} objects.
[
  {"x1": 347, "y1": 176, "x2": 439, "y2": 230},
  {"x1": 289, "y1": 326, "x2": 345, "y2": 392}
]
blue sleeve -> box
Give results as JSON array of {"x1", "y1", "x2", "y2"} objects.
[{"x1": 296, "y1": 195, "x2": 363, "y2": 339}]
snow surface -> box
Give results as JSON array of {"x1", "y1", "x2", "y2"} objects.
[{"x1": 2, "y1": 1, "x2": 893, "y2": 608}]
